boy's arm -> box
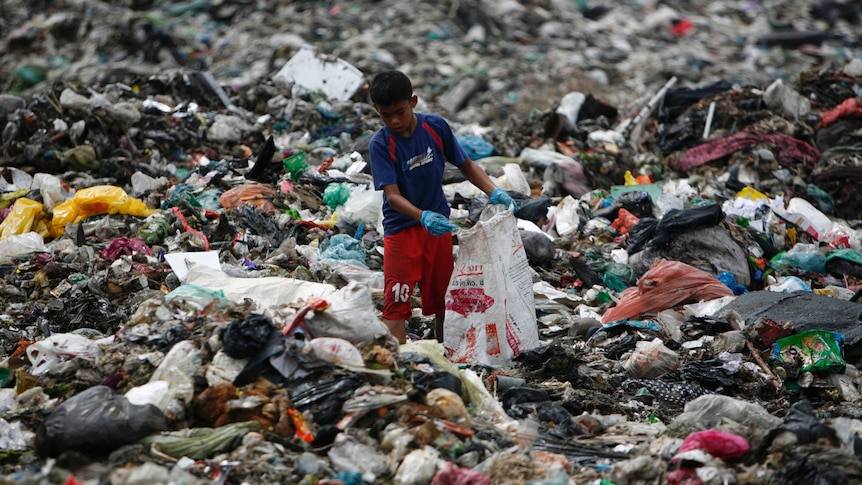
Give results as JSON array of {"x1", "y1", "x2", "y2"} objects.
[
  {"x1": 382, "y1": 184, "x2": 424, "y2": 221},
  {"x1": 457, "y1": 158, "x2": 497, "y2": 195}
]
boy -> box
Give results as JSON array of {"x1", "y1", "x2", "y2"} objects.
[{"x1": 368, "y1": 70, "x2": 516, "y2": 344}]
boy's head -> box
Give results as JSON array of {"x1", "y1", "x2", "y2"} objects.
[
  {"x1": 369, "y1": 70, "x2": 413, "y2": 107},
  {"x1": 370, "y1": 70, "x2": 418, "y2": 136}
]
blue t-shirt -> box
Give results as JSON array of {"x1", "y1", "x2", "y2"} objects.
[{"x1": 369, "y1": 113, "x2": 468, "y2": 236}]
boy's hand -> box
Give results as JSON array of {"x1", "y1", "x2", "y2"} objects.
[
  {"x1": 490, "y1": 188, "x2": 519, "y2": 211},
  {"x1": 421, "y1": 211, "x2": 456, "y2": 236}
]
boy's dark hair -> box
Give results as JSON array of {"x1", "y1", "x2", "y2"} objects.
[{"x1": 369, "y1": 70, "x2": 413, "y2": 107}]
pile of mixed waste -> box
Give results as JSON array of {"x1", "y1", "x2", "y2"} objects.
[{"x1": 1, "y1": 1, "x2": 862, "y2": 484}]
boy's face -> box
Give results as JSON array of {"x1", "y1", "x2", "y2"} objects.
[{"x1": 374, "y1": 95, "x2": 418, "y2": 136}]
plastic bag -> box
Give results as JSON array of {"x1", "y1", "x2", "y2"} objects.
[
  {"x1": 548, "y1": 195, "x2": 580, "y2": 237},
  {"x1": 283, "y1": 151, "x2": 309, "y2": 180},
  {"x1": 444, "y1": 205, "x2": 539, "y2": 366},
  {"x1": 622, "y1": 338, "x2": 679, "y2": 378},
  {"x1": 304, "y1": 281, "x2": 390, "y2": 343},
  {"x1": 35, "y1": 385, "x2": 168, "y2": 457},
  {"x1": 318, "y1": 234, "x2": 367, "y2": 268},
  {"x1": 328, "y1": 433, "x2": 388, "y2": 483},
  {"x1": 674, "y1": 429, "x2": 750, "y2": 461},
  {"x1": 394, "y1": 446, "x2": 440, "y2": 485},
  {"x1": 306, "y1": 337, "x2": 365, "y2": 368},
  {"x1": 50, "y1": 185, "x2": 157, "y2": 237},
  {"x1": 26, "y1": 333, "x2": 104, "y2": 376},
  {"x1": 499, "y1": 162, "x2": 531, "y2": 196},
  {"x1": 770, "y1": 244, "x2": 827, "y2": 274},
  {"x1": 219, "y1": 184, "x2": 277, "y2": 215},
  {"x1": 0, "y1": 231, "x2": 48, "y2": 263},
  {"x1": 323, "y1": 182, "x2": 351, "y2": 209},
  {"x1": 520, "y1": 230, "x2": 556, "y2": 265},
  {"x1": 0, "y1": 198, "x2": 43, "y2": 240},
  {"x1": 772, "y1": 329, "x2": 846, "y2": 373},
  {"x1": 138, "y1": 421, "x2": 259, "y2": 460},
  {"x1": 221, "y1": 313, "x2": 276, "y2": 358},
  {"x1": 602, "y1": 259, "x2": 734, "y2": 324},
  {"x1": 339, "y1": 183, "x2": 383, "y2": 227}
]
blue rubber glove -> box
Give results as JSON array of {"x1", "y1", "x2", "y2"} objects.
[
  {"x1": 490, "y1": 188, "x2": 519, "y2": 211},
  {"x1": 421, "y1": 210, "x2": 456, "y2": 236}
]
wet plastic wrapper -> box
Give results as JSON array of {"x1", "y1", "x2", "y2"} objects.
[
  {"x1": 772, "y1": 329, "x2": 846, "y2": 373},
  {"x1": 444, "y1": 205, "x2": 539, "y2": 366}
]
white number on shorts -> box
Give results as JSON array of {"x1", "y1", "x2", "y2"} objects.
[{"x1": 392, "y1": 283, "x2": 411, "y2": 303}]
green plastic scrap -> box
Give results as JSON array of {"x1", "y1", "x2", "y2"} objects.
[
  {"x1": 826, "y1": 248, "x2": 862, "y2": 266},
  {"x1": 772, "y1": 329, "x2": 846, "y2": 374},
  {"x1": 162, "y1": 185, "x2": 202, "y2": 211},
  {"x1": 136, "y1": 215, "x2": 172, "y2": 245},
  {"x1": 322, "y1": 182, "x2": 350, "y2": 209},
  {"x1": 283, "y1": 151, "x2": 308, "y2": 181},
  {"x1": 138, "y1": 421, "x2": 260, "y2": 460},
  {"x1": 56, "y1": 145, "x2": 99, "y2": 171}
]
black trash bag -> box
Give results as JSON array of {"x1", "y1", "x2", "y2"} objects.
[
  {"x1": 501, "y1": 386, "x2": 550, "y2": 419},
  {"x1": 626, "y1": 217, "x2": 658, "y2": 254},
  {"x1": 222, "y1": 313, "x2": 277, "y2": 359},
  {"x1": 515, "y1": 197, "x2": 555, "y2": 224},
  {"x1": 35, "y1": 385, "x2": 168, "y2": 457},
  {"x1": 648, "y1": 203, "x2": 724, "y2": 248},
  {"x1": 500, "y1": 387, "x2": 550, "y2": 408},
  {"x1": 520, "y1": 230, "x2": 556, "y2": 265},
  {"x1": 765, "y1": 400, "x2": 840, "y2": 449}
]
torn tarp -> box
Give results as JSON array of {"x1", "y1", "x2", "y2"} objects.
[{"x1": 715, "y1": 291, "x2": 862, "y2": 346}]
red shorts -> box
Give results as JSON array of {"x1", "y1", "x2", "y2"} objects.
[{"x1": 382, "y1": 224, "x2": 454, "y2": 321}]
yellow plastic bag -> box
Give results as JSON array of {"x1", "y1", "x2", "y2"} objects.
[
  {"x1": 50, "y1": 185, "x2": 158, "y2": 237},
  {"x1": 0, "y1": 198, "x2": 44, "y2": 240}
]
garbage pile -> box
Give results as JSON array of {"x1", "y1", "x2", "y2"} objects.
[{"x1": 2, "y1": 0, "x2": 862, "y2": 484}]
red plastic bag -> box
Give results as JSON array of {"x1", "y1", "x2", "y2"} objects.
[
  {"x1": 602, "y1": 259, "x2": 733, "y2": 324},
  {"x1": 675, "y1": 429, "x2": 750, "y2": 461},
  {"x1": 611, "y1": 207, "x2": 640, "y2": 235},
  {"x1": 431, "y1": 461, "x2": 490, "y2": 485}
]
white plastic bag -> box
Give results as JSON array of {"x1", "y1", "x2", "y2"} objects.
[
  {"x1": 0, "y1": 232, "x2": 48, "y2": 263},
  {"x1": 303, "y1": 281, "x2": 390, "y2": 342},
  {"x1": 547, "y1": 195, "x2": 580, "y2": 237},
  {"x1": 340, "y1": 183, "x2": 383, "y2": 228},
  {"x1": 26, "y1": 333, "x2": 104, "y2": 376},
  {"x1": 444, "y1": 206, "x2": 538, "y2": 366}
]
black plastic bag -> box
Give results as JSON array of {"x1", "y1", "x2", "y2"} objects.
[
  {"x1": 35, "y1": 385, "x2": 168, "y2": 457},
  {"x1": 515, "y1": 197, "x2": 554, "y2": 224},
  {"x1": 521, "y1": 230, "x2": 556, "y2": 265},
  {"x1": 222, "y1": 313, "x2": 276, "y2": 359},
  {"x1": 648, "y1": 203, "x2": 724, "y2": 248},
  {"x1": 626, "y1": 217, "x2": 658, "y2": 254}
]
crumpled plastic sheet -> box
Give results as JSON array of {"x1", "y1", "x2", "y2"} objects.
[{"x1": 602, "y1": 259, "x2": 734, "y2": 324}]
